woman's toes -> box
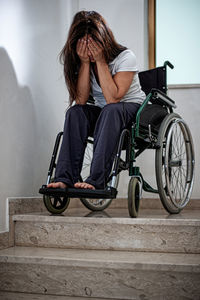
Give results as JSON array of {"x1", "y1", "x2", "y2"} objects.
[
  {"x1": 74, "y1": 182, "x2": 95, "y2": 190},
  {"x1": 60, "y1": 182, "x2": 67, "y2": 188},
  {"x1": 47, "y1": 182, "x2": 67, "y2": 189},
  {"x1": 74, "y1": 182, "x2": 81, "y2": 188},
  {"x1": 86, "y1": 183, "x2": 95, "y2": 190}
]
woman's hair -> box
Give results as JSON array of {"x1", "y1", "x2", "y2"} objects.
[{"x1": 59, "y1": 10, "x2": 127, "y2": 105}]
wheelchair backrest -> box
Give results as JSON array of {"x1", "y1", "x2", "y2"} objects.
[{"x1": 139, "y1": 66, "x2": 167, "y2": 95}]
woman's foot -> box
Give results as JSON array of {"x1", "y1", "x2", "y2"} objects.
[
  {"x1": 47, "y1": 182, "x2": 67, "y2": 189},
  {"x1": 74, "y1": 182, "x2": 95, "y2": 190}
]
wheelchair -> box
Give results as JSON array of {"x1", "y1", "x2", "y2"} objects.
[{"x1": 39, "y1": 61, "x2": 195, "y2": 217}]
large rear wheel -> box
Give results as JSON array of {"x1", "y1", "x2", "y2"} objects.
[{"x1": 155, "y1": 113, "x2": 195, "y2": 214}]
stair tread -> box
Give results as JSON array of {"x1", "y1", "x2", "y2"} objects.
[
  {"x1": 12, "y1": 209, "x2": 200, "y2": 226},
  {"x1": 0, "y1": 246, "x2": 200, "y2": 272},
  {"x1": 0, "y1": 291, "x2": 120, "y2": 300}
]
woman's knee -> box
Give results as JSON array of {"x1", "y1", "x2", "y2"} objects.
[
  {"x1": 95, "y1": 103, "x2": 124, "y2": 132},
  {"x1": 102, "y1": 102, "x2": 122, "y2": 112},
  {"x1": 65, "y1": 104, "x2": 84, "y2": 119},
  {"x1": 66, "y1": 104, "x2": 82, "y2": 114},
  {"x1": 100, "y1": 103, "x2": 124, "y2": 117}
]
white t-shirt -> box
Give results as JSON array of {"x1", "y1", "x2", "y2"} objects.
[{"x1": 90, "y1": 49, "x2": 146, "y2": 108}]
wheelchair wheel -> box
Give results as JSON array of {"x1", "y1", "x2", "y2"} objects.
[
  {"x1": 80, "y1": 139, "x2": 113, "y2": 211},
  {"x1": 128, "y1": 177, "x2": 141, "y2": 218},
  {"x1": 43, "y1": 195, "x2": 70, "y2": 214},
  {"x1": 155, "y1": 113, "x2": 195, "y2": 214},
  {"x1": 81, "y1": 197, "x2": 113, "y2": 211}
]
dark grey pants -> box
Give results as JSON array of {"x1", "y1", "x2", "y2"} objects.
[{"x1": 55, "y1": 102, "x2": 140, "y2": 189}]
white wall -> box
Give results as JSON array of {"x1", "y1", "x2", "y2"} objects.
[
  {"x1": 168, "y1": 87, "x2": 200, "y2": 198},
  {"x1": 0, "y1": 0, "x2": 72, "y2": 231}
]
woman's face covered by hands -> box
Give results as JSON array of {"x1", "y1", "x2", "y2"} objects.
[{"x1": 76, "y1": 34, "x2": 105, "y2": 63}]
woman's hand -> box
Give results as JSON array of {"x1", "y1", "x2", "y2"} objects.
[
  {"x1": 76, "y1": 36, "x2": 90, "y2": 63},
  {"x1": 87, "y1": 37, "x2": 105, "y2": 63},
  {"x1": 76, "y1": 36, "x2": 105, "y2": 63}
]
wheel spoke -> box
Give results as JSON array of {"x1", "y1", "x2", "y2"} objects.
[
  {"x1": 43, "y1": 195, "x2": 70, "y2": 214},
  {"x1": 53, "y1": 197, "x2": 59, "y2": 207}
]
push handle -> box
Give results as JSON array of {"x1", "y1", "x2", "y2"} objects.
[{"x1": 164, "y1": 61, "x2": 174, "y2": 69}]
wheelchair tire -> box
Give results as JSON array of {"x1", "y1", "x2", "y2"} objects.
[
  {"x1": 128, "y1": 177, "x2": 141, "y2": 218},
  {"x1": 80, "y1": 197, "x2": 113, "y2": 211},
  {"x1": 43, "y1": 195, "x2": 70, "y2": 214},
  {"x1": 155, "y1": 113, "x2": 195, "y2": 214}
]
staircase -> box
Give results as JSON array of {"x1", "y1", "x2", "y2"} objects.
[{"x1": 0, "y1": 197, "x2": 200, "y2": 300}]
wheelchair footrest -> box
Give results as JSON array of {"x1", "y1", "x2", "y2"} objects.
[{"x1": 39, "y1": 185, "x2": 117, "y2": 199}]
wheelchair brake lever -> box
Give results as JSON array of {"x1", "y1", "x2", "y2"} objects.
[
  {"x1": 148, "y1": 124, "x2": 153, "y2": 142},
  {"x1": 148, "y1": 124, "x2": 157, "y2": 144}
]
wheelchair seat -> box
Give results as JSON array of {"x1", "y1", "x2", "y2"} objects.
[{"x1": 139, "y1": 103, "x2": 168, "y2": 134}]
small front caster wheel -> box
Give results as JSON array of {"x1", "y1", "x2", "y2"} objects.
[
  {"x1": 43, "y1": 195, "x2": 70, "y2": 214},
  {"x1": 128, "y1": 177, "x2": 141, "y2": 218}
]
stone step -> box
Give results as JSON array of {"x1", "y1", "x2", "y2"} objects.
[
  {"x1": 0, "y1": 246, "x2": 199, "y2": 299},
  {"x1": 13, "y1": 210, "x2": 200, "y2": 253},
  {"x1": 8, "y1": 197, "x2": 200, "y2": 214},
  {"x1": 4, "y1": 197, "x2": 199, "y2": 251},
  {"x1": 0, "y1": 291, "x2": 119, "y2": 300}
]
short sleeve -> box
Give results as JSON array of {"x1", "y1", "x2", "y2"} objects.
[{"x1": 110, "y1": 50, "x2": 138, "y2": 75}]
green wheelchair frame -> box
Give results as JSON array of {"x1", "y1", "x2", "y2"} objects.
[{"x1": 39, "y1": 62, "x2": 195, "y2": 217}]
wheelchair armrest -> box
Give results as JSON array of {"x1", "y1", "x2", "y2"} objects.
[
  {"x1": 135, "y1": 93, "x2": 152, "y2": 137},
  {"x1": 135, "y1": 90, "x2": 176, "y2": 138},
  {"x1": 151, "y1": 88, "x2": 177, "y2": 108}
]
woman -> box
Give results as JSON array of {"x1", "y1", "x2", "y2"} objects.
[{"x1": 48, "y1": 10, "x2": 146, "y2": 190}]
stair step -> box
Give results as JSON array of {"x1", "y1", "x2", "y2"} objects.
[
  {"x1": 0, "y1": 246, "x2": 199, "y2": 299},
  {"x1": 0, "y1": 291, "x2": 119, "y2": 300},
  {"x1": 8, "y1": 197, "x2": 200, "y2": 214},
  {"x1": 13, "y1": 210, "x2": 200, "y2": 253}
]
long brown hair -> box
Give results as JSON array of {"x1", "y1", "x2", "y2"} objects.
[{"x1": 59, "y1": 11, "x2": 127, "y2": 105}]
